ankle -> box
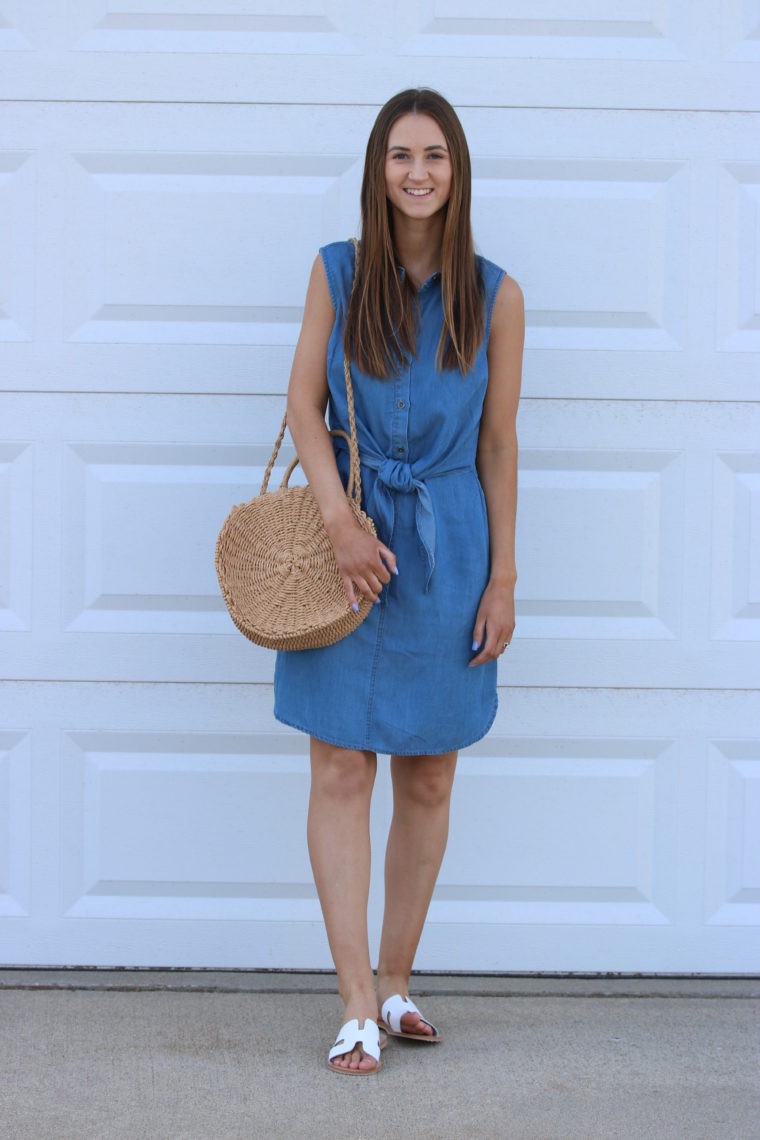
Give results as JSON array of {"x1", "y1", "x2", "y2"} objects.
[
  {"x1": 339, "y1": 978, "x2": 377, "y2": 1011},
  {"x1": 376, "y1": 971, "x2": 409, "y2": 1000}
]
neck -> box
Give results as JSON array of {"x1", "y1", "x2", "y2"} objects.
[{"x1": 390, "y1": 208, "x2": 445, "y2": 285}]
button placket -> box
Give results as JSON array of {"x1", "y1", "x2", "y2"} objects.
[{"x1": 391, "y1": 360, "x2": 412, "y2": 458}]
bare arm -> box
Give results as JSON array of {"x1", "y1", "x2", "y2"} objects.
[
  {"x1": 285, "y1": 254, "x2": 397, "y2": 606},
  {"x1": 469, "y1": 274, "x2": 525, "y2": 666}
]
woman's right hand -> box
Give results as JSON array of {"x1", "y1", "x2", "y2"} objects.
[{"x1": 326, "y1": 510, "x2": 397, "y2": 608}]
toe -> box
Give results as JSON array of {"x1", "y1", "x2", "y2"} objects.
[{"x1": 401, "y1": 1011, "x2": 433, "y2": 1036}]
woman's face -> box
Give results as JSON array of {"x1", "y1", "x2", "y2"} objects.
[{"x1": 384, "y1": 112, "x2": 452, "y2": 222}]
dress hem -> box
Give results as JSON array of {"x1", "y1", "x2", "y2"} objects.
[{"x1": 273, "y1": 696, "x2": 498, "y2": 757}]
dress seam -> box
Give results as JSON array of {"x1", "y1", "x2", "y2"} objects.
[{"x1": 319, "y1": 245, "x2": 341, "y2": 316}]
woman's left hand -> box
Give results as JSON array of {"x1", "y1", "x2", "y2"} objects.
[{"x1": 469, "y1": 579, "x2": 516, "y2": 666}]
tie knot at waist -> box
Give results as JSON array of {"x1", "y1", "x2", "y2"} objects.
[
  {"x1": 331, "y1": 435, "x2": 474, "y2": 591},
  {"x1": 377, "y1": 459, "x2": 416, "y2": 494}
]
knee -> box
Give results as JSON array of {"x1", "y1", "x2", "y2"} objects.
[
  {"x1": 396, "y1": 760, "x2": 455, "y2": 810},
  {"x1": 311, "y1": 745, "x2": 376, "y2": 802}
]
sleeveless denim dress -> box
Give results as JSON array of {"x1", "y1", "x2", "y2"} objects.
[{"x1": 273, "y1": 239, "x2": 506, "y2": 756}]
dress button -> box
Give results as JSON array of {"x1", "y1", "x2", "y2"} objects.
[
  {"x1": 397, "y1": 400, "x2": 406, "y2": 409},
  {"x1": 396, "y1": 446, "x2": 404, "y2": 454}
]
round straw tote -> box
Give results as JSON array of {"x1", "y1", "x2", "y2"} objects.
[{"x1": 215, "y1": 239, "x2": 376, "y2": 651}]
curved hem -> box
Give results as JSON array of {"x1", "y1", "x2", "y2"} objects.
[{"x1": 273, "y1": 696, "x2": 498, "y2": 757}]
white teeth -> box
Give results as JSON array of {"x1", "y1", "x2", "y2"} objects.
[{"x1": 405, "y1": 188, "x2": 433, "y2": 196}]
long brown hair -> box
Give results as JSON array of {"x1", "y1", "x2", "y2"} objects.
[{"x1": 344, "y1": 88, "x2": 484, "y2": 378}]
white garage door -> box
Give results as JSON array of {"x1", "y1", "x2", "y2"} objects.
[{"x1": 1, "y1": 3, "x2": 758, "y2": 971}]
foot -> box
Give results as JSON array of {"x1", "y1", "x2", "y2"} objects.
[
  {"x1": 377, "y1": 980, "x2": 436, "y2": 1038},
  {"x1": 329, "y1": 1000, "x2": 382, "y2": 1072}
]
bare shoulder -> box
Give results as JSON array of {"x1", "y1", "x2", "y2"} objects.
[
  {"x1": 304, "y1": 252, "x2": 335, "y2": 323},
  {"x1": 481, "y1": 273, "x2": 524, "y2": 436},
  {"x1": 490, "y1": 274, "x2": 525, "y2": 335}
]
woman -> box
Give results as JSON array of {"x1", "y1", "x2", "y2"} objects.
[{"x1": 273, "y1": 88, "x2": 524, "y2": 1073}]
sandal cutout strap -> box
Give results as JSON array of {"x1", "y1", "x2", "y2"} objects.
[
  {"x1": 328, "y1": 1017, "x2": 382, "y2": 1073},
  {"x1": 380, "y1": 994, "x2": 441, "y2": 1041}
]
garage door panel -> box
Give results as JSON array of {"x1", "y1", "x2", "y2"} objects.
[
  {"x1": 711, "y1": 453, "x2": 760, "y2": 641},
  {"x1": 2, "y1": 394, "x2": 756, "y2": 684},
  {"x1": 1, "y1": 1, "x2": 757, "y2": 110},
  {"x1": 3, "y1": 681, "x2": 758, "y2": 969},
  {"x1": 0, "y1": 151, "x2": 35, "y2": 343},
  {"x1": 474, "y1": 157, "x2": 690, "y2": 354},
  {"x1": 436, "y1": 738, "x2": 678, "y2": 927},
  {"x1": 0, "y1": 442, "x2": 33, "y2": 633},
  {"x1": 3, "y1": 102, "x2": 756, "y2": 398},
  {"x1": 70, "y1": 1, "x2": 352, "y2": 57},
  {"x1": 59, "y1": 732, "x2": 316, "y2": 922},
  {"x1": 0, "y1": 730, "x2": 31, "y2": 918},
  {"x1": 518, "y1": 448, "x2": 683, "y2": 641},
  {"x1": 64, "y1": 150, "x2": 358, "y2": 347},
  {"x1": 66, "y1": 146, "x2": 693, "y2": 354},
  {"x1": 705, "y1": 740, "x2": 760, "y2": 926},
  {"x1": 402, "y1": 0, "x2": 693, "y2": 62},
  {"x1": 2, "y1": 6, "x2": 758, "y2": 971},
  {"x1": 717, "y1": 162, "x2": 760, "y2": 354},
  {"x1": 60, "y1": 440, "x2": 287, "y2": 637}
]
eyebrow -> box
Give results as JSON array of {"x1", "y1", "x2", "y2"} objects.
[{"x1": 387, "y1": 143, "x2": 449, "y2": 152}]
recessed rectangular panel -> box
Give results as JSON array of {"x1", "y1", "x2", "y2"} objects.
[
  {"x1": 0, "y1": 153, "x2": 35, "y2": 342},
  {"x1": 705, "y1": 740, "x2": 760, "y2": 925},
  {"x1": 71, "y1": 1, "x2": 353, "y2": 54},
  {"x1": 62, "y1": 441, "x2": 307, "y2": 634},
  {"x1": 472, "y1": 158, "x2": 688, "y2": 352},
  {"x1": 64, "y1": 152, "x2": 358, "y2": 344},
  {"x1": 711, "y1": 454, "x2": 760, "y2": 640},
  {"x1": 515, "y1": 449, "x2": 683, "y2": 639},
  {"x1": 60, "y1": 731, "x2": 316, "y2": 920},
  {"x1": 403, "y1": 0, "x2": 690, "y2": 60},
  {"x1": 0, "y1": 442, "x2": 33, "y2": 631},
  {"x1": 717, "y1": 164, "x2": 760, "y2": 353},
  {"x1": 433, "y1": 736, "x2": 678, "y2": 924},
  {"x1": 0, "y1": 731, "x2": 32, "y2": 917}
]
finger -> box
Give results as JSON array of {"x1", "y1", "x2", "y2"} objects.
[
  {"x1": 342, "y1": 576, "x2": 359, "y2": 612},
  {"x1": 378, "y1": 546, "x2": 398, "y2": 576},
  {"x1": 471, "y1": 613, "x2": 486, "y2": 655},
  {"x1": 469, "y1": 627, "x2": 503, "y2": 667},
  {"x1": 373, "y1": 556, "x2": 392, "y2": 586},
  {"x1": 355, "y1": 575, "x2": 381, "y2": 603}
]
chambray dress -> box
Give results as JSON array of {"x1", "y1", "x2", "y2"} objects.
[{"x1": 273, "y1": 239, "x2": 506, "y2": 756}]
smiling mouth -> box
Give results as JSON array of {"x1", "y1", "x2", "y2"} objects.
[{"x1": 403, "y1": 188, "x2": 434, "y2": 197}]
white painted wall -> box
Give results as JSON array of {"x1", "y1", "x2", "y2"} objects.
[{"x1": 0, "y1": 1, "x2": 758, "y2": 970}]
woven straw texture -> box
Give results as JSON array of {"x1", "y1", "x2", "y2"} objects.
[{"x1": 215, "y1": 480, "x2": 376, "y2": 650}]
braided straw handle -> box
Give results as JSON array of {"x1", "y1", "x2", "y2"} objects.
[{"x1": 260, "y1": 237, "x2": 363, "y2": 503}]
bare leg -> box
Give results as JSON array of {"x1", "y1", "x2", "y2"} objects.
[
  {"x1": 307, "y1": 737, "x2": 379, "y2": 1070},
  {"x1": 376, "y1": 752, "x2": 457, "y2": 1034}
]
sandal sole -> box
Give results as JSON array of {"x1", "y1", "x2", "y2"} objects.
[{"x1": 377, "y1": 1018, "x2": 441, "y2": 1043}]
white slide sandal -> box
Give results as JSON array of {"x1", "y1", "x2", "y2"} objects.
[
  {"x1": 379, "y1": 994, "x2": 442, "y2": 1043},
  {"x1": 327, "y1": 1017, "x2": 383, "y2": 1074}
]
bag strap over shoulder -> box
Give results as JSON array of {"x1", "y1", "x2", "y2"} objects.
[{"x1": 261, "y1": 237, "x2": 362, "y2": 505}]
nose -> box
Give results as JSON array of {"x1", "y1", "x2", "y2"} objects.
[{"x1": 408, "y1": 157, "x2": 428, "y2": 182}]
